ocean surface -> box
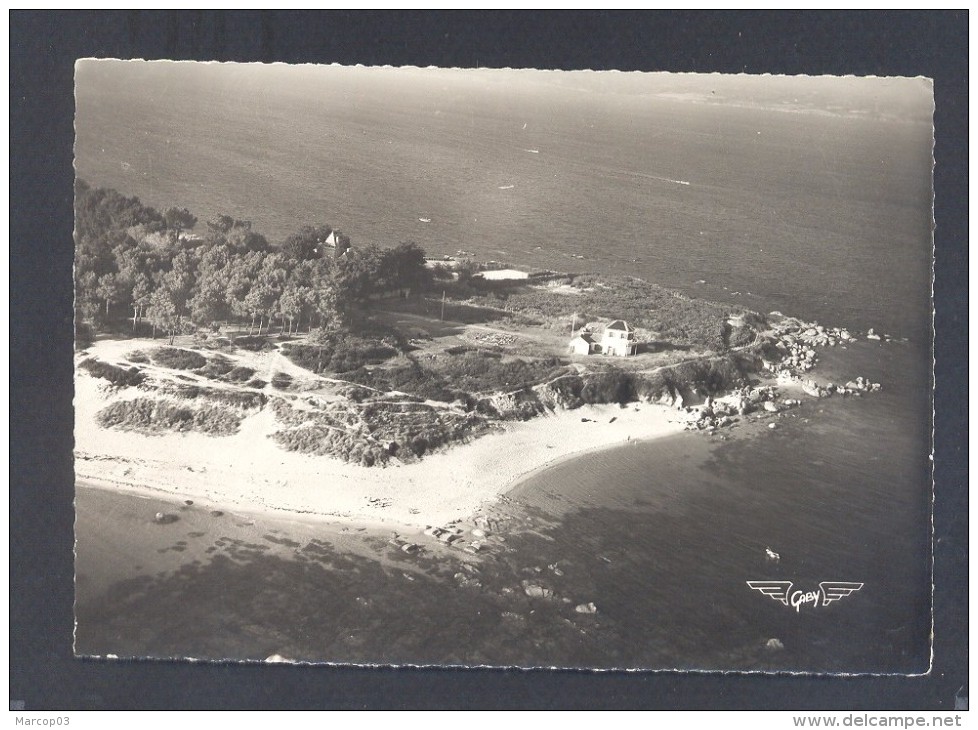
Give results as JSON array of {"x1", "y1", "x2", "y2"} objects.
[{"x1": 73, "y1": 63, "x2": 934, "y2": 672}]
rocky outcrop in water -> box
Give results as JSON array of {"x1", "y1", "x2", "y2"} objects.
[
  {"x1": 684, "y1": 383, "x2": 802, "y2": 433},
  {"x1": 763, "y1": 318, "x2": 861, "y2": 379},
  {"x1": 804, "y1": 377, "x2": 881, "y2": 399}
]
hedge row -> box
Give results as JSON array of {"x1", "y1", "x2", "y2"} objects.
[
  {"x1": 157, "y1": 383, "x2": 268, "y2": 410},
  {"x1": 151, "y1": 347, "x2": 207, "y2": 370},
  {"x1": 79, "y1": 358, "x2": 145, "y2": 388},
  {"x1": 268, "y1": 396, "x2": 491, "y2": 466},
  {"x1": 282, "y1": 333, "x2": 399, "y2": 375},
  {"x1": 95, "y1": 397, "x2": 242, "y2": 435}
]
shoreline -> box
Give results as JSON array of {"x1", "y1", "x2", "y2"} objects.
[
  {"x1": 76, "y1": 370, "x2": 693, "y2": 532},
  {"x1": 74, "y1": 322, "x2": 882, "y2": 535}
]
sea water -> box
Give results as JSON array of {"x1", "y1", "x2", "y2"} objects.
[{"x1": 73, "y1": 64, "x2": 934, "y2": 670}]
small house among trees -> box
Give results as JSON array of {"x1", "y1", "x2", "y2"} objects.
[{"x1": 72, "y1": 181, "x2": 434, "y2": 344}]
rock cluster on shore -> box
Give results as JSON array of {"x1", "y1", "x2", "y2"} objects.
[
  {"x1": 763, "y1": 320, "x2": 857, "y2": 379},
  {"x1": 682, "y1": 315, "x2": 886, "y2": 434},
  {"x1": 685, "y1": 384, "x2": 796, "y2": 432},
  {"x1": 802, "y1": 376, "x2": 881, "y2": 399}
]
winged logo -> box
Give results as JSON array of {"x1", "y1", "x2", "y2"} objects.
[
  {"x1": 819, "y1": 582, "x2": 864, "y2": 606},
  {"x1": 746, "y1": 581, "x2": 792, "y2": 606},
  {"x1": 746, "y1": 580, "x2": 864, "y2": 612}
]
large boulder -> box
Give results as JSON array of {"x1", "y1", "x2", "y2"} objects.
[
  {"x1": 479, "y1": 390, "x2": 546, "y2": 420},
  {"x1": 522, "y1": 582, "x2": 554, "y2": 600}
]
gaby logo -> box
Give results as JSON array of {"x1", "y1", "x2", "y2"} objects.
[{"x1": 747, "y1": 581, "x2": 864, "y2": 612}]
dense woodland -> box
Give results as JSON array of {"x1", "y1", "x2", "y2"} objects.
[{"x1": 74, "y1": 181, "x2": 434, "y2": 345}]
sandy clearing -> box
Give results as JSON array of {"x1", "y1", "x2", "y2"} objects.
[{"x1": 475, "y1": 269, "x2": 530, "y2": 280}]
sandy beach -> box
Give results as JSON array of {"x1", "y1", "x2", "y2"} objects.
[
  {"x1": 73, "y1": 343, "x2": 695, "y2": 662},
  {"x1": 75, "y1": 342, "x2": 693, "y2": 532}
]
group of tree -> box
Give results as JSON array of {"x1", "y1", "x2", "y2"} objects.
[{"x1": 74, "y1": 181, "x2": 432, "y2": 344}]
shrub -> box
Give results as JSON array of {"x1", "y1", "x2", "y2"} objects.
[
  {"x1": 127, "y1": 350, "x2": 150, "y2": 364},
  {"x1": 225, "y1": 366, "x2": 256, "y2": 382},
  {"x1": 344, "y1": 386, "x2": 373, "y2": 403},
  {"x1": 270, "y1": 425, "x2": 391, "y2": 467},
  {"x1": 544, "y1": 374, "x2": 585, "y2": 407},
  {"x1": 579, "y1": 369, "x2": 636, "y2": 405},
  {"x1": 159, "y1": 383, "x2": 267, "y2": 410},
  {"x1": 283, "y1": 334, "x2": 398, "y2": 375},
  {"x1": 747, "y1": 339, "x2": 782, "y2": 363},
  {"x1": 268, "y1": 395, "x2": 492, "y2": 465},
  {"x1": 246, "y1": 378, "x2": 267, "y2": 389},
  {"x1": 728, "y1": 324, "x2": 758, "y2": 349},
  {"x1": 75, "y1": 321, "x2": 96, "y2": 350},
  {"x1": 633, "y1": 371, "x2": 671, "y2": 402},
  {"x1": 450, "y1": 390, "x2": 476, "y2": 410},
  {"x1": 345, "y1": 364, "x2": 454, "y2": 402},
  {"x1": 284, "y1": 344, "x2": 332, "y2": 374},
  {"x1": 432, "y1": 352, "x2": 567, "y2": 394},
  {"x1": 205, "y1": 337, "x2": 234, "y2": 351},
  {"x1": 234, "y1": 336, "x2": 276, "y2": 352},
  {"x1": 152, "y1": 347, "x2": 207, "y2": 370},
  {"x1": 78, "y1": 358, "x2": 145, "y2": 388},
  {"x1": 197, "y1": 355, "x2": 235, "y2": 379},
  {"x1": 95, "y1": 397, "x2": 241, "y2": 435},
  {"x1": 651, "y1": 353, "x2": 756, "y2": 398},
  {"x1": 454, "y1": 275, "x2": 756, "y2": 352},
  {"x1": 271, "y1": 372, "x2": 293, "y2": 390},
  {"x1": 444, "y1": 345, "x2": 476, "y2": 356}
]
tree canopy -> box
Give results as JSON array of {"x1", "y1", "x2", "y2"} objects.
[{"x1": 74, "y1": 182, "x2": 434, "y2": 341}]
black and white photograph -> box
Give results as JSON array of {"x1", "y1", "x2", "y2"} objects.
[{"x1": 69, "y1": 59, "x2": 937, "y2": 674}]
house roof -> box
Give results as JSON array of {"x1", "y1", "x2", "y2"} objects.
[
  {"x1": 606, "y1": 320, "x2": 632, "y2": 332},
  {"x1": 572, "y1": 333, "x2": 595, "y2": 343}
]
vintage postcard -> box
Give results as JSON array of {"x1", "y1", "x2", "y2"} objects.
[{"x1": 72, "y1": 60, "x2": 934, "y2": 673}]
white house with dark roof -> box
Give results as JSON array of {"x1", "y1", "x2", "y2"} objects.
[
  {"x1": 568, "y1": 320, "x2": 638, "y2": 357},
  {"x1": 601, "y1": 320, "x2": 638, "y2": 356}
]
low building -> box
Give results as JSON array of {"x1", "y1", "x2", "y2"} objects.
[
  {"x1": 568, "y1": 320, "x2": 638, "y2": 357},
  {"x1": 568, "y1": 332, "x2": 597, "y2": 356}
]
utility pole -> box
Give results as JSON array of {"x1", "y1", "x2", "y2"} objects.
[
  {"x1": 441, "y1": 290, "x2": 446, "y2": 321},
  {"x1": 570, "y1": 312, "x2": 577, "y2": 336}
]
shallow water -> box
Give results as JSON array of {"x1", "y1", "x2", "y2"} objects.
[
  {"x1": 76, "y1": 342, "x2": 931, "y2": 671},
  {"x1": 508, "y1": 341, "x2": 931, "y2": 671},
  {"x1": 75, "y1": 341, "x2": 931, "y2": 671}
]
